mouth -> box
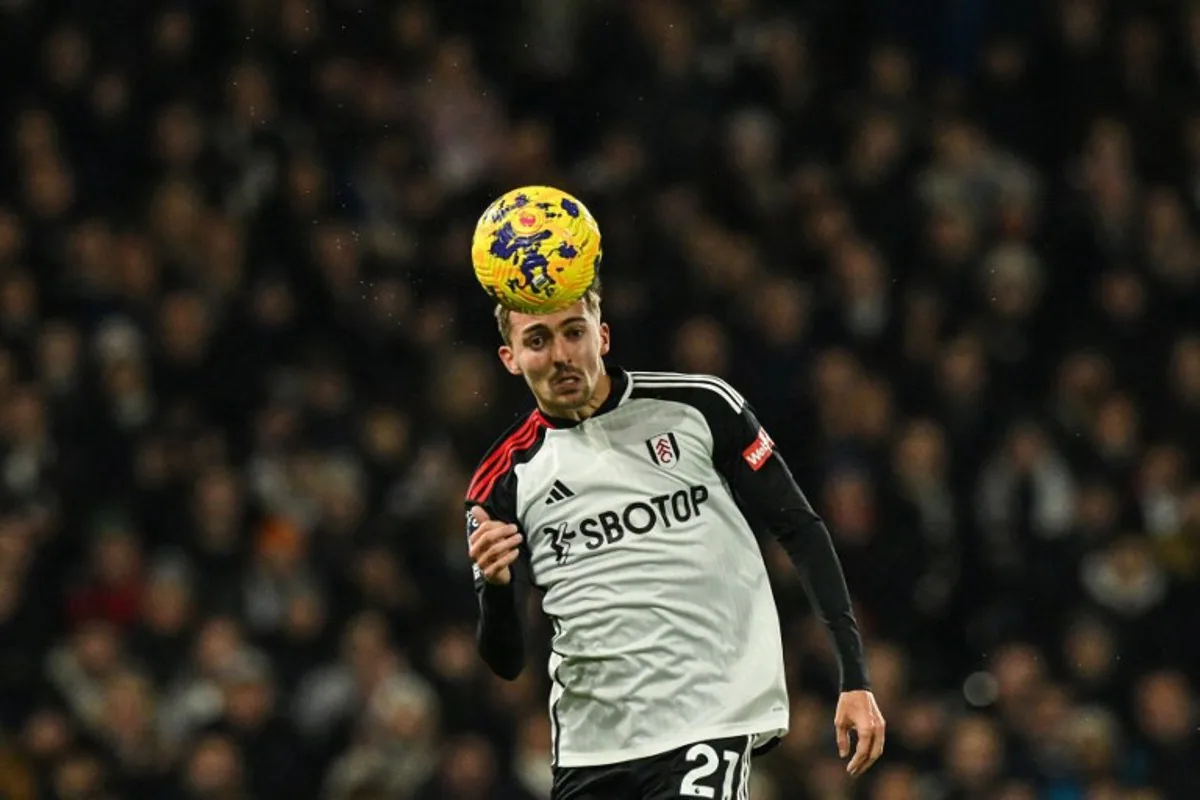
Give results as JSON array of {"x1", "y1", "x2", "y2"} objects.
[{"x1": 552, "y1": 374, "x2": 582, "y2": 391}]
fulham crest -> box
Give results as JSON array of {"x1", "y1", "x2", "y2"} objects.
[{"x1": 646, "y1": 432, "x2": 681, "y2": 469}]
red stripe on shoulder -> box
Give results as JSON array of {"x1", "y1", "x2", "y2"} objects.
[
  {"x1": 468, "y1": 423, "x2": 538, "y2": 500},
  {"x1": 466, "y1": 414, "x2": 547, "y2": 504},
  {"x1": 466, "y1": 421, "x2": 544, "y2": 504},
  {"x1": 469, "y1": 415, "x2": 538, "y2": 491}
]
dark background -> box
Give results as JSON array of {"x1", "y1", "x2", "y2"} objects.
[{"x1": 0, "y1": 0, "x2": 1198, "y2": 798}]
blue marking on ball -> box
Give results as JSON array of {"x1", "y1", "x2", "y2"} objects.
[
  {"x1": 518, "y1": 250, "x2": 554, "y2": 293},
  {"x1": 489, "y1": 223, "x2": 553, "y2": 261}
]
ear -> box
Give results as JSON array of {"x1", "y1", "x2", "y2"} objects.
[
  {"x1": 498, "y1": 345, "x2": 522, "y2": 375},
  {"x1": 599, "y1": 322, "x2": 611, "y2": 357}
]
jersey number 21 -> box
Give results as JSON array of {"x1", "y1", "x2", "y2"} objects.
[{"x1": 679, "y1": 743, "x2": 744, "y2": 798}]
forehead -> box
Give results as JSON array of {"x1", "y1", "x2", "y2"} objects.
[{"x1": 509, "y1": 300, "x2": 594, "y2": 337}]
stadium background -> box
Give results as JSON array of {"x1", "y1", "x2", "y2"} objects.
[{"x1": 0, "y1": 0, "x2": 1198, "y2": 798}]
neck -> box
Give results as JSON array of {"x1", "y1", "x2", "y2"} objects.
[{"x1": 542, "y1": 372, "x2": 612, "y2": 422}]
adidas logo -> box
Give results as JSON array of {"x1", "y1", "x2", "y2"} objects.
[{"x1": 544, "y1": 479, "x2": 576, "y2": 505}]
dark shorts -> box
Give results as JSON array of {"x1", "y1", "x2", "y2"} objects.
[{"x1": 552, "y1": 735, "x2": 756, "y2": 800}]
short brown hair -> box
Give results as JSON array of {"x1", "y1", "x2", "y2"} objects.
[{"x1": 495, "y1": 280, "x2": 603, "y2": 345}]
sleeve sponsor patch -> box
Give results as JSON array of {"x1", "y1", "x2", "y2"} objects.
[
  {"x1": 466, "y1": 510, "x2": 483, "y2": 582},
  {"x1": 742, "y1": 427, "x2": 775, "y2": 471}
]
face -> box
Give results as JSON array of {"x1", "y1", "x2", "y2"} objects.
[{"x1": 499, "y1": 300, "x2": 610, "y2": 418}]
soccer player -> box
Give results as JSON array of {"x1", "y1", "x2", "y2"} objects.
[{"x1": 466, "y1": 284, "x2": 885, "y2": 799}]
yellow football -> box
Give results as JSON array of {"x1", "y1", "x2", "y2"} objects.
[{"x1": 470, "y1": 185, "x2": 602, "y2": 314}]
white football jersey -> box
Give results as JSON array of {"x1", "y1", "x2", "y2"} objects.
[{"x1": 469, "y1": 369, "x2": 795, "y2": 767}]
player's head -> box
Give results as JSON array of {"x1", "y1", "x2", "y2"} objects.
[{"x1": 496, "y1": 283, "x2": 610, "y2": 418}]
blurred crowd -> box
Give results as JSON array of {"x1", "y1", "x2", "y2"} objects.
[{"x1": 0, "y1": 0, "x2": 1198, "y2": 798}]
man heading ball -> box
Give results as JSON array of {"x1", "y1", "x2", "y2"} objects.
[{"x1": 467, "y1": 285, "x2": 885, "y2": 799}]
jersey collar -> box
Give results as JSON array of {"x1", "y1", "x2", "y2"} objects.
[{"x1": 536, "y1": 366, "x2": 629, "y2": 429}]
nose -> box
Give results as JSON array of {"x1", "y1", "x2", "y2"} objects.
[{"x1": 550, "y1": 334, "x2": 573, "y2": 366}]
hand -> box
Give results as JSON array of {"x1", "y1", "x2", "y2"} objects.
[
  {"x1": 467, "y1": 506, "x2": 523, "y2": 586},
  {"x1": 834, "y1": 689, "x2": 885, "y2": 777}
]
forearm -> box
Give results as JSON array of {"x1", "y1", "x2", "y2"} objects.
[
  {"x1": 476, "y1": 581, "x2": 525, "y2": 680},
  {"x1": 732, "y1": 451, "x2": 870, "y2": 691},
  {"x1": 773, "y1": 511, "x2": 870, "y2": 691}
]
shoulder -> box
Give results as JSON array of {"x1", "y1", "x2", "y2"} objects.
[
  {"x1": 627, "y1": 371, "x2": 763, "y2": 463},
  {"x1": 466, "y1": 410, "x2": 552, "y2": 505},
  {"x1": 626, "y1": 370, "x2": 747, "y2": 414}
]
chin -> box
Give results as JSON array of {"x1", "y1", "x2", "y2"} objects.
[
  {"x1": 554, "y1": 390, "x2": 587, "y2": 406},
  {"x1": 544, "y1": 385, "x2": 588, "y2": 409}
]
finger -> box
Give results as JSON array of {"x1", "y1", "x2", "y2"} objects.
[
  {"x1": 470, "y1": 505, "x2": 491, "y2": 526},
  {"x1": 468, "y1": 525, "x2": 519, "y2": 558},
  {"x1": 471, "y1": 522, "x2": 518, "y2": 543},
  {"x1": 484, "y1": 533, "x2": 524, "y2": 560},
  {"x1": 478, "y1": 534, "x2": 524, "y2": 569},
  {"x1": 492, "y1": 548, "x2": 521, "y2": 571},
  {"x1": 847, "y1": 729, "x2": 875, "y2": 776},
  {"x1": 483, "y1": 547, "x2": 521, "y2": 580},
  {"x1": 865, "y1": 721, "x2": 885, "y2": 770},
  {"x1": 835, "y1": 721, "x2": 850, "y2": 759}
]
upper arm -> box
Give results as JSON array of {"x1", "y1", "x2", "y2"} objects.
[
  {"x1": 702, "y1": 391, "x2": 779, "y2": 481},
  {"x1": 704, "y1": 396, "x2": 815, "y2": 534},
  {"x1": 464, "y1": 411, "x2": 549, "y2": 590},
  {"x1": 630, "y1": 373, "x2": 811, "y2": 532},
  {"x1": 465, "y1": 467, "x2": 522, "y2": 593}
]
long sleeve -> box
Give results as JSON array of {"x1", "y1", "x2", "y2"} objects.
[
  {"x1": 465, "y1": 412, "x2": 551, "y2": 681},
  {"x1": 477, "y1": 578, "x2": 526, "y2": 680},
  {"x1": 711, "y1": 402, "x2": 870, "y2": 692},
  {"x1": 467, "y1": 501, "x2": 529, "y2": 680}
]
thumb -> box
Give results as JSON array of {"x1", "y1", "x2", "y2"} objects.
[{"x1": 470, "y1": 505, "x2": 492, "y2": 527}]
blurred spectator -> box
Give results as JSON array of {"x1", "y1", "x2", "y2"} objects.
[{"x1": 1133, "y1": 671, "x2": 1200, "y2": 798}]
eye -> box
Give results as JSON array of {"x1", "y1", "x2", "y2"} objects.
[
  {"x1": 526, "y1": 335, "x2": 546, "y2": 349},
  {"x1": 565, "y1": 327, "x2": 585, "y2": 339}
]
